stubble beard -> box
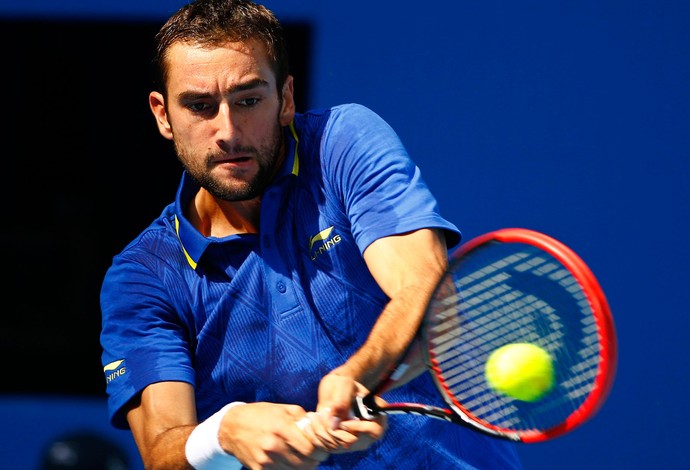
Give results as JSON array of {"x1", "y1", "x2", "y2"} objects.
[{"x1": 174, "y1": 120, "x2": 283, "y2": 202}]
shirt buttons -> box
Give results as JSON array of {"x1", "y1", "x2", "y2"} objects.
[{"x1": 277, "y1": 281, "x2": 287, "y2": 293}]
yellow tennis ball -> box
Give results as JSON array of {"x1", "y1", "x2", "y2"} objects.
[{"x1": 485, "y1": 343, "x2": 555, "y2": 402}]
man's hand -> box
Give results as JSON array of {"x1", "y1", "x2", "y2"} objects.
[
  {"x1": 300, "y1": 373, "x2": 387, "y2": 454},
  {"x1": 219, "y1": 402, "x2": 330, "y2": 469}
]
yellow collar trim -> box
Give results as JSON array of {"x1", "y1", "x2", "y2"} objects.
[
  {"x1": 288, "y1": 121, "x2": 300, "y2": 176},
  {"x1": 175, "y1": 214, "x2": 198, "y2": 270}
]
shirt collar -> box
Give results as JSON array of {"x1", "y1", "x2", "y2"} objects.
[
  {"x1": 173, "y1": 173, "x2": 208, "y2": 270},
  {"x1": 173, "y1": 123, "x2": 300, "y2": 270},
  {"x1": 280, "y1": 121, "x2": 300, "y2": 178}
]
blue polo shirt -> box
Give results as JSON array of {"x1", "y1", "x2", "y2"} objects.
[{"x1": 100, "y1": 103, "x2": 522, "y2": 469}]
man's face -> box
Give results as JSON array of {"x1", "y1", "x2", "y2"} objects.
[{"x1": 153, "y1": 39, "x2": 295, "y2": 201}]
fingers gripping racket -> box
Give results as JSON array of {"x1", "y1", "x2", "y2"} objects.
[{"x1": 352, "y1": 228, "x2": 617, "y2": 443}]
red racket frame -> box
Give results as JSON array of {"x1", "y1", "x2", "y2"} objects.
[{"x1": 429, "y1": 228, "x2": 617, "y2": 442}]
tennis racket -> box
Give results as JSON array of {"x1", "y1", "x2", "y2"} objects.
[{"x1": 352, "y1": 228, "x2": 617, "y2": 443}]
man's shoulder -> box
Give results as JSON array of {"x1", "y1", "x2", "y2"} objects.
[
  {"x1": 112, "y1": 206, "x2": 179, "y2": 263},
  {"x1": 294, "y1": 103, "x2": 386, "y2": 148},
  {"x1": 299, "y1": 102, "x2": 376, "y2": 120}
]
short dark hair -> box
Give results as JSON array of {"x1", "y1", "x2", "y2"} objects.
[{"x1": 153, "y1": 0, "x2": 289, "y2": 94}]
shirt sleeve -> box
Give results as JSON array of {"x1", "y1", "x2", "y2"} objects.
[
  {"x1": 100, "y1": 248, "x2": 196, "y2": 429},
  {"x1": 321, "y1": 103, "x2": 461, "y2": 252}
]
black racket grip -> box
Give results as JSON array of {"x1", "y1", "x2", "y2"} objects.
[{"x1": 352, "y1": 395, "x2": 378, "y2": 420}]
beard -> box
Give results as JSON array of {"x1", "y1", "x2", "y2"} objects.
[{"x1": 174, "y1": 118, "x2": 283, "y2": 202}]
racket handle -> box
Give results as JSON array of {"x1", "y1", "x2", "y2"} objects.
[{"x1": 296, "y1": 408, "x2": 357, "y2": 431}]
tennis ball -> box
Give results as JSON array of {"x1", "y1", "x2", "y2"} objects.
[{"x1": 485, "y1": 343, "x2": 555, "y2": 402}]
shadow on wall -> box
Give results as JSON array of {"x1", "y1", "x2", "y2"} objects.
[
  {"x1": 0, "y1": 396, "x2": 142, "y2": 470},
  {"x1": 39, "y1": 431, "x2": 130, "y2": 470}
]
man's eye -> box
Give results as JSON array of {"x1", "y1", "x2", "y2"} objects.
[
  {"x1": 189, "y1": 102, "x2": 212, "y2": 113},
  {"x1": 238, "y1": 97, "x2": 260, "y2": 107}
]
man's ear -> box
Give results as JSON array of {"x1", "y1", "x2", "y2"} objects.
[
  {"x1": 149, "y1": 91, "x2": 174, "y2": 140},
  {"x1": 279, "y1": 75, "x2": 296, "y2": 127}
]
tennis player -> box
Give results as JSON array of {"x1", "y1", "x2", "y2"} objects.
[{"x1": 99, "y1": 0, "x2": 523, "y2": 468}]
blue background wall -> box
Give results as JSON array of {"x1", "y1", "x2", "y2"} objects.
[{"x1": 1, "y1": 1, "x2": 688, "y2": 469}]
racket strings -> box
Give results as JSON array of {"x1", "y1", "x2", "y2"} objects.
[{"x1": 425, "y1": 244, "x2": 603, "y2": 434}]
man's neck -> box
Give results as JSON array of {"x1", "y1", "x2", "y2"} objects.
[{"x1": 188, "y1": 188, "x2": 262, "y2": 237}]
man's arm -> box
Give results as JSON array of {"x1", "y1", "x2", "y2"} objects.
[
  {"x1": 316, "y1": 228, "x2": 448, "y2": 420},
  {"x1": 126, "y1": 381, "x2": 380, "y2": 469},
  {"x1": 126, "y1": 381, "x2": 198, "y2": 469}
]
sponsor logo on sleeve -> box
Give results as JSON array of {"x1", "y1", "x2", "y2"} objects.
[{"x1": 103, "y1": 359, "x2": 126, "y2": 384}]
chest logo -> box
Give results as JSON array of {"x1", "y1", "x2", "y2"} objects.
[{"x1": 309, "y1": 226, "x2": 342, "y2": 261}]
